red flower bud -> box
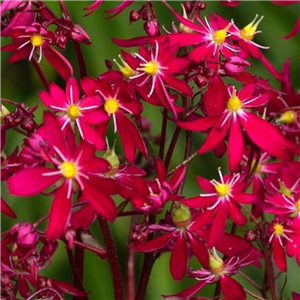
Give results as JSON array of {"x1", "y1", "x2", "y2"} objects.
[
  {"x1": 144, "y1": 19, "x2": 159, "y2": 36},
  {"x1": 11, "y1": 223, "x2": 39, "y2": 248}
]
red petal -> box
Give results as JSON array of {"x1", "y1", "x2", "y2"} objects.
[
  {"x1": 208, "y1": 204, "x2": 227, "y2": 247},
  {"x1": 220, "y1": 275, "x2": 246, "y2": 300},
  {"x1": 273, "y1": 237, "x2": 287, "y2": 272},
  {"x1": 163, "y1": 74, "x2": 193, "y2": 96},
  {"x1": 1, "y1": 197, "x2": 17, "y2": 218},
  {"x1": 169, "y1": 165, "x2": 186, "y2": 191},
  {"x1": 162, "y1": 281, "x2": 206, "y2": 299},
  {"x1": 82, "y1": 180, "x2": 117, "y2": 221},
  {"x1": 78, "y1": 121, "x2": 106, "y2": 150},
  {"x1": 131, "y1": 231, "x2": 174, "y2": 252},
  {"x1": 235, "y1": 193, "x2": 257, "y2": 204},
  {"x1": 170, "y1": 233, "x2": 188, "y2": 281},
  {"x1": 46, "y1": 183, "x2": 71, "y2": 240},
  {"x1": 283, "y1": 18, "x2": 300, "y2": 39},
  {"x1": 182, "y1": 195, "x2": 216, "y2": 208},
  {"x1": 43, "y1": 44, "x2": 73, "y2": 81},
  {"x1": 239, "y1": 112, "x2": 298, "y2": 160},
  {"x1": 228, "y1": 117, "x2": 244, "y2": 171},
  {"x1": 188, "y1": 233, "x2": 209, "y2": 268},
  {"x1": 66, "y1": 77, "x2": 80, "y2": 103},
  {"x1": 177, "y1": 116, "x2": 217, "y2": 132},
  {"x1": 7, "y1": 167, "x2": 60, "y2": 196},
  {"x1": 227, "y1": 201, "x2": 246, "y2": 226}
]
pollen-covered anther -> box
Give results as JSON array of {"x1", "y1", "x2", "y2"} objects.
[
  {"x1": 278, "y1": 110, "x2": 297, "y2": 124},
  {"x1": 30, "y1": 33, "x2": 44, "y2": 47},
  {"x1": 240, "y1": 15, "x2": 264, "y2": 41},
  {"x1": 61, "y1": 161, "x2": 78, "y2": 179},
  {"x1": 215, "y1": 183, "x2": 231, "y2": 197},
  {"x1": 67, "y1": 104, "x2": 81, "y2": 120},
  {"x1": 114, "y1": 55, "x2": 136, "y2": 79},
  {"x1": 227, "y1": 90, "x2": 242, "y2": 112},
  {"x1": 104, "y1": 98, "x2": 119, "y2": 114},
  {"x1": 273, "y1": 223, "x2": 284, "y2": 236},
  {"x1": 212, "y1": 23, "x2": 231, "y2": 44},
  {"x1": 140, "y1": 61, "x2": 160, "y2": 76}
]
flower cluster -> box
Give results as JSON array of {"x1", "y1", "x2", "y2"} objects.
[{"x1": 1, "y1": 1, "x2": 299, "y2": 300}]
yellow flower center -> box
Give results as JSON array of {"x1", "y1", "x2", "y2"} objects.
[
  {"x1": 278, "y1": 110, "x2": 297, "y2": 124},
  {"x1": 227, "y1": 90, "x2": 242, "y2": 112},
  {"x1": 212, "y1": 23, "x2": 231, "y2": 44},
  {"x1": 104, "y1": 98, "x2": 119, "y2": 114},
  {"x1": 215, "y1": 183, "x2": 231, "y2": 197},
  {"x1": 30, "y1": 33, "x2": 44, "y2": 47},
  {"x1": 61, "y1": 161, "x2": 77, "y2": 179},
  {"x1": 295, "y1": 199, "x2": 300, "y2": 213},
  {"x1": 240, "y1": 15, "x2": 264, "y2": 41},
  {"x1": 67, "y1": 104, "x2": 81, "y2": 120},
  {"x1": 273, "y1": 223, "x2": 284, "y2": 236},
  {"x1": 142, "y1": 61, "x2": 160, "y2": 76}
]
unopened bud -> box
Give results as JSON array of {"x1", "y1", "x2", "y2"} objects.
[
  {"x1": 209, "y1": 248, "x2": 225, "y2": 274},
  {"x1": 11, "y1": 223, "x2": 39, "y2": 248},
  {"x1": 144, "y1": 19, "x2": 159, "y2": 37},
  {"x1": 184, "y1": 1, "x2": 192, "y2": 13},
  {"x1": 70, "y1": 24, "x2": 91, "y2": 45},
  {"x1": 195, "y1": 75, "x2": 207, "y2": 87},
  {"x1": 172, "y1": 204, "x2": 191, "y2": 227},
  {"x1": 21, "y1": 117, "x2": 35, "y2": 132},
  {"x1": 245, "y1": 229, "x2": 257, "y2": 242},
  {"x1": 225, "y1": 56, "x2": 251, "y2": 74},
  {"x1": 179, "y1": 4, "x2": 194, "y2": 33},
  {"x1": 103, "y1": 139, "x2": 120, "y2": 172},
  {"x1": 130, "y1": 10, "x2": 140, "y2": 23}
]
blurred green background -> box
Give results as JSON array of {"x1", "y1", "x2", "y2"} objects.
[{"x1": 1, "y1": 1, "x2": 300, "y2": 299}]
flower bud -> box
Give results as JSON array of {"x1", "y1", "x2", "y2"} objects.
[
  {"x1": 172, "y1": 204, "x2": 192, "y2": 227},
  {"x1": 209, "y1": 248, "x2": 225, "y2": 274},
  {"x1": 225, "y1": 56, "x2": 251, "y2": 74},
  {"x1": 130, "y1": 10, "x2": 140, "y2": 23},
  {"x1": 184, "y1": 1, "x2": 192, "y2": 13},
  {"x1": 195, "y1": 75, "x2": 207, "y2": 87},
  {"x1": 11, "y1": 223, "x2": 39, "y2": 248},
  {"x1": 56, "y1": 34, "x2": 67, "y2": 49},
  {"x1": 144, "y1": 19, "x2": 159, "y2": 37},
  {"x1": 196, "y1": 2, "x2": 206, "y2": 10},
  {"x1": 69, "y1": 24, "x2": 91, "y2": 45},
  {"x1": 245, "y1": 229, "x2": 257, "y2": 242},
  {"x1": 21, "y1": 117, "x2": 36, "y2": 132},
  {"x1": 103, "y1": 139, "x2": 120, "y2": 172}
]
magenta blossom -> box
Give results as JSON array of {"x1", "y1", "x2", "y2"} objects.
[
  {"x1": 39, "y1": 77, "x2": 106, "y2": 150},
  {"x1": 2, "y1": 22, "x2": 73, "y2": 80},
  {"x1": 7, "y1": 112, "x2": 117, "y2": 240}
]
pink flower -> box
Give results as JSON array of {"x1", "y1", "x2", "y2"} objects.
[
  {"x1": 2, "y1": 22, "x2": 73, "y2": 80},
  {"x1": 39, "y1": 77, "x2": 106, "y2": 150},
  {"x1": 7, "y1": 112, "x2": 117, "y2": 240}
]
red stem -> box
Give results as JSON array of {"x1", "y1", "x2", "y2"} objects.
[
  {"x1": 159, "y1": 108, "x2": 168, "y2": 160},
  {"x1": 164, "y1": 126, "x2": 181, "y2": 170},
  {"x1": 31, "y1": 58, "x2": 49, "y2": 90},
  {"x1": 98, "y1": 217, "x2": 125, "y2": 300}
]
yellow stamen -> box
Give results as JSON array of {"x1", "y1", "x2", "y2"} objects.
[
  {"x1": 215, "y1": 183, "x2": 231, "y2": 197},
  {"x1": 212, "y1": 23, "x2": 231, "y2": 44},
  {"x1": 30, "y1": 33, "x2": 44, "y2": 47},
  {"x1": 227, "y1": 90, "x2": 242, "y2": 112},
  {"x1": 179, "y1": 4, "x2": 194, "y2": 34},
  {"x1": 114, "y1": 55, "x2": 136, "y2": 79},
  {"x1": 240, "y1": 15, "x2": 264, "y2": 41},
  {"x1": 278, "y1": 110, "x2": 297, "y2": 124},
  {"x1": 273, "y1": 223, "x2": 284, "y2": 236},
  {"x1": 67, "y1": 104, "x2": 81, "y2": 120},
  {"x1": 61, "y1": 161, "x2": 77, "y2": 179},
  {"x1": 141, "y1": 61, "x2": 160, "y2": 76},
  {"x1": 104, "y1": 98, "x2": 119, "y2": 114}
]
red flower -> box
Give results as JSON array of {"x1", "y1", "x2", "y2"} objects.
[
  {"x1": 131, "y1": 206, "x2": 209, "y2": 281},
  {"x1": 2, "y1": 22, "x2": 73, "y2": 80},
  {"x1": 121, "y1": 39, "x2": 192, "y2": 117},
  {"x1": 81, "y1": 76, "x2": 147, "y2": 163},
  {"x1": 183, "y1": 168, "x2": 256, "y2": 247},
  {"x1": 7, "y1": 112, "x2": 117, "y2": 240},
  {"x1": 178, "y1": 84, "x2": 298, "y2": 170},
  {"x1": 39, "y1": 77, "x2": 106, "y2": 150}
]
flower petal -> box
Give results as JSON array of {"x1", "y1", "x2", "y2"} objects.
[
  {"x1": 46, "y1": 183, "x2": 71, "y2": 240},
  {"x1": 220, "y1": 275, "x2": 246, "y2": 300}
]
